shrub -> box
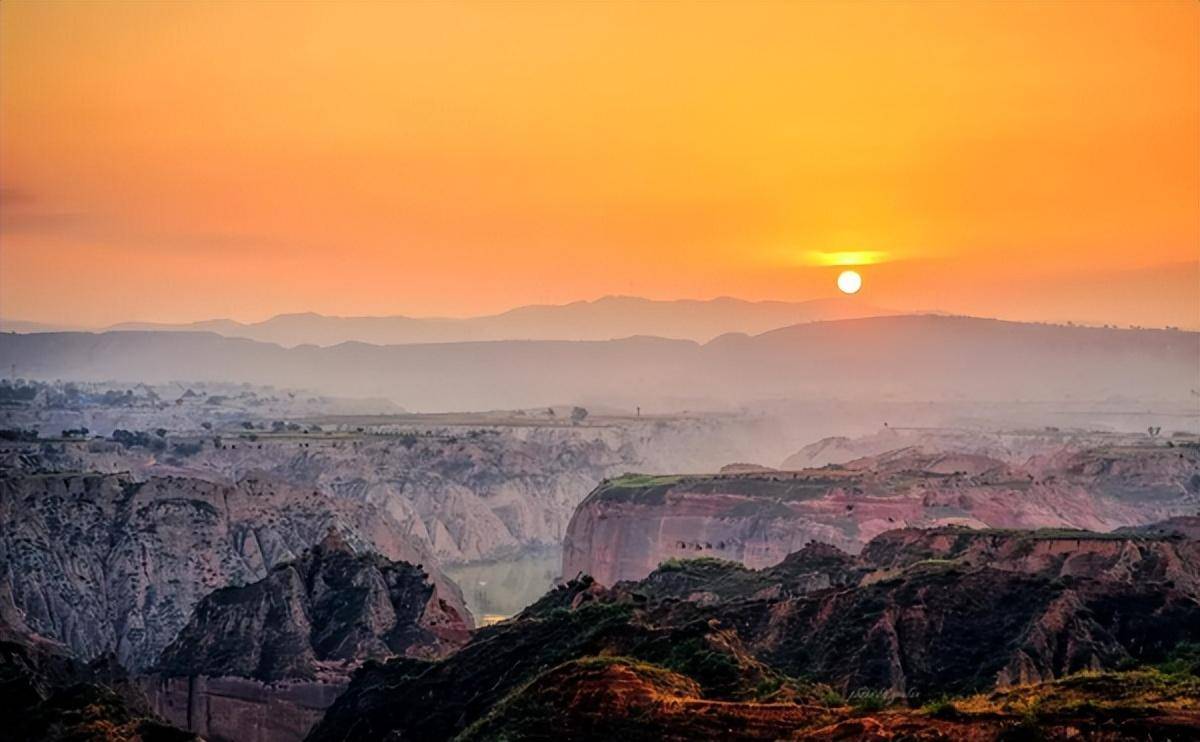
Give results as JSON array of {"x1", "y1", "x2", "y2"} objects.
[
  {"x1": 1158, "y1": 642, "x2": 1200, "y2": 677},
  {"x1": 112, "y1": 429, "x2": 153, "y2": 448},
  {"x1": 171, "y1": 442, "x2": 203, "y2": 457},
  {"x1": 0, "y1": 428, "x2": 39, "y2": 442},
  {"x1": 921, "y1": 697, "x2": 960, "y2": 719},
  {"x1": 849, "y1": 688, "x2": 889, "y2": 712},
  {"x1": 819, "y1": 688, "x2": 845, "y2": 707}
]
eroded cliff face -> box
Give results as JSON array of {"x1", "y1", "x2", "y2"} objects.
[
  {"x1": 157, "y1": 530, "x2": 469, "y2": 680},
  {"x1": 563, "y1": 445, "x2": 1200, "y2": 585},
  {"x1": 4, "y1": 416, "x2": 792, "y2": 565},
  {"x1": 145, "y1": 532, "x2": 470, "y2": 742},
  {"x1": 0, "y1": 471, "x2": 467, "y2": 671}
]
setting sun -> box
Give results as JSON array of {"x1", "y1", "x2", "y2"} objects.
[
  {"x1": 837, "y1": 270, "x2": 863, "y2": 295},
  {"x1": 1, "y1": 1, "x2": 1196, "y2": 328}
]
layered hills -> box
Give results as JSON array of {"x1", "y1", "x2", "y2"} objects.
[
  {"x1": 85, "y1": 296, "x2": 893, "y2": 346},
  {"x1": 2, "y1": 315, "x2": 1195, "y2": 411}
]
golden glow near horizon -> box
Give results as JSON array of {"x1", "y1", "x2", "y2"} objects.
[
  {"x1": 0, "y1": 1, "x2": 1197, "y2": 328},
  {"x1": 837, "y1": 270, "x2": 863, "y2": 295},
  {"x1": 805, "y1": 251, "x2": 890, "y2": 267}
]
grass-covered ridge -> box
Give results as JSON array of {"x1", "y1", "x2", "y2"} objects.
[
  {"x1": 586, "y1": 473, "x2": 693, "y2": 505},
  {"x1": 586, "y1": 471, "x2": 854, "y2": 507}
]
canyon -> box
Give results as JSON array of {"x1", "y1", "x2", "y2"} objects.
[
  {"x1": 2, "y1": 404, "x2": 797, "y2": 565},
  {"x1": 1, "y1": 378, "x2": 1198, "y2": 740}
]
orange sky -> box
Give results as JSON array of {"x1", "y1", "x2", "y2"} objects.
[{"x1": 1, "y1": 1, "x2": 1197, "y2": 328}]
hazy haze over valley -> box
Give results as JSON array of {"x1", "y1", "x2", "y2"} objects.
[{"x1": 2, "y1": 1, "x2": 1199, "y2": 740}]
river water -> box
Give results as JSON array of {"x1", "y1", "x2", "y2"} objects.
[{"x1": 444, "y1": 547, "x2": 563, "y2": 625}]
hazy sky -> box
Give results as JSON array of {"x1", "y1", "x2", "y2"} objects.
[{"x1": 1, "y1": 1, "x2": 1197, "y2": 327}]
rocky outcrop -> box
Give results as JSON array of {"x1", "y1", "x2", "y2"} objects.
[
  {"x1": 861, "y1": 526, "x2": 1200, "y2": 597},
  {"x1": 308, "y1": 523, "x2": 1200, "y2": 741},
  {"x1": 0, "y1": 471, "x2": 467, "y2": 671},
  {"x1": 145, "y1": 532, "x2": 469, "y2": 742},
  {"x1": 563, "y1": 445, "x2": 1200, "y2": 584},
  {"x1": 741, "y1": 565, "x2": 1198, "y2": 697},
  {"x1": 156, "y1": 530, "x2": 469, "y2": 680}
]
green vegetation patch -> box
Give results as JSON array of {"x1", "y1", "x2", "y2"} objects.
[
  {"x1": 590, "y1": 472, "x2": 851, "y2": 508},
  {"x1": 947, "y1": 668, "x2": 1200, "y2": 723},
  {"x1": 655, "y1": 556, "x2": 745, "y2": 574},
  {"x1": 687, "y1": 476, "x2": 847, "y2": 502},
  {"x1": 588, "y1": 474, "x2": 691, "y2": 505}
]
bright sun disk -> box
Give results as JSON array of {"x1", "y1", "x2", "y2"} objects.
[{"x1": 837, "y1": 270, "x2": 862, "y2": 295}]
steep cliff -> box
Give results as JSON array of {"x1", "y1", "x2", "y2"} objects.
[
  {"x1": 563, "y1": 444, "x2": 1200, "y2": 584},
  {"x1": 0, "y1": 471, "x2": 467, "y2": 671}
]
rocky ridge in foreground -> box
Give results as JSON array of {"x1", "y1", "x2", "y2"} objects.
[
  {"x1": 307, "y1": 522, "x2": 1200, "y2": 741},
  {"x1": 0, "y1": 609, "x2": 194, "y2": 742}
]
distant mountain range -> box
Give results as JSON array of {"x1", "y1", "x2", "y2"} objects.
[
  {"x1": 1, "y1": 296, "x2": 895, "y2": 346},
  {"x1": 2, "y1": 315, "x2": 1194, "y2": 412}
]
